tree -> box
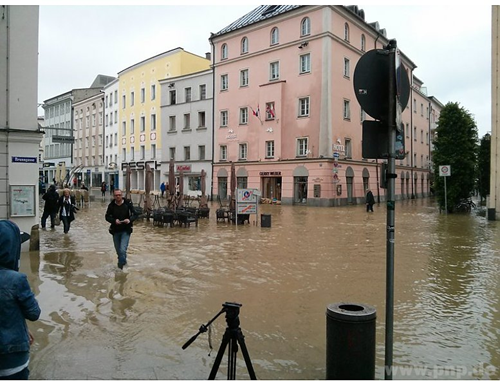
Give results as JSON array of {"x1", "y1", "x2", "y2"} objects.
[
  {"x1": 432, "y1": 102, "x2": 478, "y2": 213},
  {"x1": 477, "y1": 133, "x2": 491, "y2": 203}
]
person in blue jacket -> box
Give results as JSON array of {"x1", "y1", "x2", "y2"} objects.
[{"x1": 0, "y1": 220, "x2": 41, "y2": 380}]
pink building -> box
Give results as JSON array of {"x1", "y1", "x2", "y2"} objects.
[{"x1": 210, "y1": 5, "x2": 440, "y2": 206}]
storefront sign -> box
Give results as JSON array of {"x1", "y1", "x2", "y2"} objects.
[
  {"x1": 176, "y1": 164, "x2": 192, "y2": 173},
  {"x1": 259, "y1": 171, "x2": 281, "y2": 176},
  {"x1": 121, "y1": 160, "x2": 161, "y2": 171}
]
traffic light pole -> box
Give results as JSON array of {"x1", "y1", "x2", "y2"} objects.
[{"x1": 384, "y1": 40, "x2": 397, "y2": 380}]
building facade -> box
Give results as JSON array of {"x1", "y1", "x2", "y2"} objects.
[
  {"x1": 160, "y1": 69, "x2": 213, "y2": 197},
  {"x1": 0, "y1": 5, "x2": 42, "y2": 242},
  {"x1": 489, "y1": 5, "x2": 500, "y2": 221},
  {"x1": 118, "y1": 47, "x2": 211, "y2": 191},
  {"x1": 103, "y1": 77, "x2": 120, "y2": 191},
  {"x1": 209, "y1": 5, "x2": 440, "y2": 206}
]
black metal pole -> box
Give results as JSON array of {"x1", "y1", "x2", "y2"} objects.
[{"x1": 384, "y1": 39, "x2": 397, "y2": 380}]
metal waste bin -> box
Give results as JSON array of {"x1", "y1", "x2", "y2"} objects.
[
  {"x1": 326, "y1": 302, "x2": 376, "y2": 380},
  {"x1": 261, "y1": 213, "x2": 271, "y2": 227}
]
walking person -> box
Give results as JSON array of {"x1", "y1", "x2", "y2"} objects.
[
  {"x1": 58, "y1": 188, "x2": 79, "y2": 234},
  {"x1": 160, "y1": 182, "x2": 166, "y2": 198},
  {"x1": 0, "y1": 220, "x2": 41, "y2": 380},
  {"x1": 100, "y1": 181, "x2": 107, "y2": 198},
  {"x1": 366, "y1": 189, "x2": 375, "y2": 212},
  {"x1": 105, "y1": 189, "x2": 138, "y2": 269},
  {"x1": 41, "y1": 184, "x2": 60, "y2": 229}
]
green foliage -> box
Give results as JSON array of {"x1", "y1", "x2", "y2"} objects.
[
  {"x1": 477, "y1": 133, "x2": 491, "y2": 201},
  {"x1": 432, "y1": 102, "x2": 478, "y2": 213}
]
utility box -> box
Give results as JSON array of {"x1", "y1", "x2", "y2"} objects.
[
  {"x1": 261, "y1": 214, "x2": 271, "y2": 228},
  {"x1": 313, "y1": 184, "x2": 321, "y2": 198}
]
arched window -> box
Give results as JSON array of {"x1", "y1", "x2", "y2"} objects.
[
  {"x1": 271, "y1": 27, "x2": 279, "y2": 45},
  {"x1": 241, "y1": 37, "x2": 249, "y2": 54},
  {"x1": 300, "y1": 17, "x2": 310, "y2": 37},
  {"x1": 361, "y1": 34, "x2": 366, "y2": 52},
  {"x1": 344, "y1": 23, "x2": 350, "y2": 41},
  {"x1": 221, "y1": 43, "x2": 228, "y2": 60}
]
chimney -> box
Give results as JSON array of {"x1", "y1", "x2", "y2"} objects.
[{"x1": 205, "y1": 52, "x2": 211, "y2": 61}]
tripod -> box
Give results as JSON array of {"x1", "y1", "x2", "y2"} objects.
[{"x1": 182, "y1": 302, "x2": 257, "y2": 380}]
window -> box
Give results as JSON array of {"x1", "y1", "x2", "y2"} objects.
[
  {"x1": 200, "y1": 84, "x2": 207, "y2": 100},
  {"x1": 110, "y1": 112, "x2": 113, "y2": 125},
  {"x1": 130, "y1": 146, "x2": 135, "y2": 160},
  {"x1": 151, "y1": 84, "x2": 156, "y2": 100},
  {"x1": 140, "y1": 116, "x2": 145, "y2": 132},
  {"x1": 344, "y1": 23, "x2": 350, "y2": 41},
  {"x1": 114, "y1": 111, "x2": 118, "y2": 123},
  {"x1": 297, "y1": 138, "x2": 308, "y2": 157},
  {"x1": 130, "y1": 119, "x2": 135, "y2": 134},
  {"x1": 122, "y1": 148, "x2": 126, "y2": 161},
  {"x1": 220, "y1": 111, "x2": 228, "y2": 127},
  {"x1": 271, "y1": 27, "x2": 279, "y2": 45},
  {"x1": 361, "y1": 34, "x2": 366, "y2": 52},
  {"x1": 198, "y1": 111, "x2": 206, "y2": 128},
  {"x1": 300, "y1": 53, "x2": 311, "y2": 74},
  {"x1": 169, "y1": 147, "x2": 176, "y2": 160},
  {"x1": 343, "y1": 100, "x2": 351, "y2": 120},
  {"x1": 298, "y1": 97, "x2": 310, "y2": 117},
  {"x1": 185, "y1": 87, "x2": 192, "y2": 103},
  {"x1": 344, "y1": 58, "x2": 350, "y2": 78},
  {"x1": 221, "y1": 74, "x2": 229, "y2": 91},
  {"x1": 199, "y1": 145, "x2": 205, "y2": 160},
  {"x1": 420, "y1": 103, "x2": 424, "y2": 116},
  {"x1": 170, "y1": 90, "x2": 176, "y2": 105},
  {"x1": 426, "y1": 132, "x2": 429, "y2": 144},
  {"x1": 151, "y1": 114, "x2": 156, "y2": 131},
  {"x1": 141, "y1": 88, "x2": 145, "y2": 103},
  {"x1": 114, "y1": 133, "x2": 117, "y2": 145},
  {"x1": 184, "y1": 146, "x2": 191, "y2": 161},
  {"x1": 221, "y1": 43, "x2": 228, "y2": 60},
  {"x1": 105, "y1": 114, "x2": 108, "y2": 127},
  {"x1": 266, "y1": 102, "x2": 275, "y2": 120},
  {"x1": 220, "y1": 145, "x2": 227, "y2": 160},
  {"x1": 240, "y1": 69, "x2": 249, "y2": 87},
  {"x1": 114, "y1": 91, "x2": 118, "y2": 104},
  {"x1": 140, "y1": 145, "x2": 145, "y2": 160},
  {"x1": 300, "y1": 17, "x2": 310, "y2": 36},
  {"x1": 270, "y1": 61, "x2": 279, "y2": 80},
  {"x1": 421, "y1": 130, "x2": 424, "y2": 143},
  {"x1": 130, "y1": 92, "x2": 135, "y2": 106},
  {"x1": 413, "y1": 98, "x2": 416, "y2": 112},
  {"x1": 266, "y1": 141, "x2": 275, "y2": 158},
  {"x1": 169, "y1": 116, "x2": 176, "y2": 131},
  {"x1": 241, "y1": 37, "x2": 249, "y2": 54},
  {"x1": 183, "y1": 114, "x2": 191, "y2": 129},
  {"x1": 413, "y1": 126, "x2": 417, "y2": 141},
  {"x1": 426, "y1": 107, "x2": 429, "y2": 120},
  {"x1": 345, "y1": 138, "x2": 352, "y2": 158},
  {"x1": 122, "y1": 121, "x2": 126, "y2": 136},
  {"x1": 151, "y1": 144, "x2": 156, "y2": 159},
  {"x1": 406, "y1": 123, "x2": 409, "y2": 138},
  {"x1": 239, "y1": 107, "x2": 248, "y2": 125},
  {"x1": 239, "y1": 143, "x2": 248, "y2": 160}
]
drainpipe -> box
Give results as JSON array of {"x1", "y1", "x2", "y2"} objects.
[
  {"x1": 374, "y1": 33, "x2": 381, "y2": 202},
  {"x1": 209, "y1": 35, "x2": 216, "y2": 202},
  {"x1": 410, "y1": 80, "x2": 414, "y2": 199}
]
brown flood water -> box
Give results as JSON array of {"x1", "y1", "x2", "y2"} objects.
[{"x1": 23, "y1": 197, "x2": 499, "y2": 380}]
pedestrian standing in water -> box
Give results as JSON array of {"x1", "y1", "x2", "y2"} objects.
[
  {"x1": 58, "y1": 188, "x2": 79, "y2": 234},
  {"x1": 105, "y1": 189, "x2": 137, "y2": 269},
  {"x1": 0, "y1": 220, "x2": 41, "y2": 380},
  {"x1": 366, "y1": 189, "x2": 375, "y2": 212},
  {"x1": 101, "y1": 181, "x2": 107, "y2": 197},
  {"x1": 41, "y1": 184, "x2": 60, "y2": 229}
]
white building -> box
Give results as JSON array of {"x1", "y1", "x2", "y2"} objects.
[
  {"x1": 103, "y1": 78, "x2": 120, "y2": 191},
  {"x1": 0, "y1": 5, "x2": 43, "y2": 243},
  {"x1": 160, "y1": 69, "x2": 213, "y2": 197}
]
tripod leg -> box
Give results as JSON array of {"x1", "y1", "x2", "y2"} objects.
[
  {"x1": 208, "y1": 330, "x2": 230, "y2": 380},
  {"x1": 237, "y1": 329, "x2": 257, "y2": 380},
  {"x1": 228, "y1": 334, "x2": 238, "y2": 380}
]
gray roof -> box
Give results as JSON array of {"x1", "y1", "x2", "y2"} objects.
[{"x1": 211, "y1": 5, "x2": 303, "y2": 38}]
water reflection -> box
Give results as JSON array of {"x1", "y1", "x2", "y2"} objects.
[{"x1": 22, "y1": 198, "x2": 499, "y2": 380}]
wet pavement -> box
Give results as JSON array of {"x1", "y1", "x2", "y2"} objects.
[{"x1": 23, "y1": 195, "x2": 500, "y2": 380}]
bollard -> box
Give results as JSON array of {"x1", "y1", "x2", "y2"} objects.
[
  {"x1": 326, "y1": 302, "x2": 376, "y2": 380},
  {"x1": 260, "y1": 213, "x2": 271, "y2": 227}
]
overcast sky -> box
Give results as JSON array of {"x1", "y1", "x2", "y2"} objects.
[{"x1": 38, "y1": 3, "x2": 494, "y2": 137}]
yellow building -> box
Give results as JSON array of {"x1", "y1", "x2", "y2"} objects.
[{"x1": 118, "y1": 47, "x2": 210, "y2": 190}]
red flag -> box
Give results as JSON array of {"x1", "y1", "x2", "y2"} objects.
[
  {"x1": 252, "y1": 105, "x2": 260, "y2": 117},
  {"x1": 266, "y1": 104, "x2": 275, "y2": 118}
]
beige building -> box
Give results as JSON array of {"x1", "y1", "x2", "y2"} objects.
[
  {"x1": 118, "y1": 47, "x2": 210, "y2": 190},
  {"x1": 489, "y1": 5, "x2": 500, "y2": 221}
]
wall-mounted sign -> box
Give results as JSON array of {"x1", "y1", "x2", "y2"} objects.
[
  {"x1": 259, "y1": 171, "x2": 281, "y2": 176},
  {"x1": 10, "y1": 185, "x2": 36, "y2": 217},
  {"x1": 12, "y1": 156, "x2": 38, "y2": 163},
  {"x1": 52, "y1": 136, "x2": 75, "y2": 144},
  {"x1": 176, "y1": 165, "x2": 192, "y2": 173},
  {"x1": 121, "y1": 160, "x2": 161, "y2": 171}
]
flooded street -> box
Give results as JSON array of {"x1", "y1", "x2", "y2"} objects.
[{"x1": 23, "y1": 196, "x2": 499, "y2": 380}]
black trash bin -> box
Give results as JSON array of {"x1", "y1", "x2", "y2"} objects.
[
  {"x1": 261, "y1": 213, "x2": 271, "y2": 227},
  {"x1": 326, "y1": 302, "x2": 376, "y2": 380}
]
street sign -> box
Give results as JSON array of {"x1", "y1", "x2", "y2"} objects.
[
  {"x1": 52, "y1": 135, "x2": 75, "y2": 144},
  {"x1": 12, "y1": 156, "x2": 37, "y2": 163},
  {"x1": 439, "y1": 165, "x2": 451, "y2": 177},
  {"x1": 237, "y1": 203, "x2": 257, "y2": 214}
]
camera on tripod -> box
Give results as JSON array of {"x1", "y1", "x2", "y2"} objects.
[{"x1": 182, "y1": 301, "x2": 256, "y2": 380}]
